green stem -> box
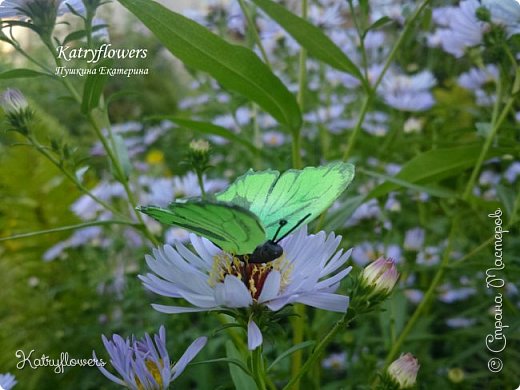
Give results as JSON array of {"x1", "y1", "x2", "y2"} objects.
[
  {"x1": 196, "y1": 170, "x2": 207, "y2": 199},
  {"x1": 289, "y1": 1, "x2": 308, "y2": 387},
  {"x1": 238, "y1": 0, "x2": 272, "y2": 69},
  {"x1": 251, "y1": 346, "x2": 267, "y2": 390},
  {"x1": 0, "y1": 220, "x2": 138, "y2": 242},
  {"x1": 284, "y1": 312, "x2": 357, "y2": 390},
  {"x1": 42, "y1": 37, "x2": 159, "y2": 246},
  {"x1": 462, "y1": 68, "x2": 520, "y2": 201},
  {"x1": 383, "y1": 216, "x2": 458, "y2": 366},
  {"x1": 342, "y1": 0, "x2": 432, "y2": 160},
  {"x1": 27, "y1": 136, "x2": 126, "y2": 219}
]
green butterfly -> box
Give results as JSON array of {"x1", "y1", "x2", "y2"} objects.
[{"x1": 138, "y1": 162, "x2": 355, "y2": 263}]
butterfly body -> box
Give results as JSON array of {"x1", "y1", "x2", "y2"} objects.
[
  {"x1": 138, "y1": 162, "x2": 355, "y2": 258},
  {"x1": 239, "y1": 239, "x2": 284, "y2": 264}
]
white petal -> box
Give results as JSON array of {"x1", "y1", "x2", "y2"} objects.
[
  {"x1": 257, "y1": 271, "x2": 281, "y2": 303},
  {"x1": 315, "y1": 266, "x2": 352, "y2": 290},
  {"x1": 151, "y1": 304, "x2": 218, "y2": 314},
  {"x1": 171, "y1": 337, "x2": 207, "y2": 380},
  {"x1": 265, "y1": 296, "x2": 294, "y2": 311},
  {"x1": 295, "y1": 293, "x2": 349, "y2": 313},
  {"x1": 215, "y1": 275, "x2": 252, "y2": 308},
  {"x1": 247, "y1": 320, "x2": 263, "y2": 350},
  {"x1": 139, "y1": 274, "x2": 182, "y2": 298},
  {"x1": 179, "y1": 291, "x2": 217, "y2": 308}
]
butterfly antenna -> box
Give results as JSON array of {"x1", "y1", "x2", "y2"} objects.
[
  {"x1": 272, "y1": 219, "x2": 288, "y2": 242},
  {"x1": 275, "y1": 213, "x2": 311, "y2": 244}
]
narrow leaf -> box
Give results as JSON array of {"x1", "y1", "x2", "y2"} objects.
[
  {"x1": 0, "y1": 69, "x2": 48, "y2": 79},
  {"x1": 63, "y1": 24, "x2": 108, "y2": 44},
  {"x1": 367, "y1": 144, "x2": 510, "y2": 199},
  {"x1": 152, "y1": 116, "x2": 260, "y2": 154},
  {"x1": 112, "y1": 134, "x2": 132, "y2": 180},
  {"x1": 251, "y1": 0, "x2": 364, "y2": 82},
  {"x1": 81, "y1": 59, "x2": 111, "y2": 113},
  {"x1": 267, "y1": 341, "x2": 315, "y2": 372},
  {"x1": 225, "y1": 341, "x2": 257, "y2": 390},
  {"x1": 190, "y1": 358, "x2": 252, "y2": 376},
  {"x1": 118, "y1": 0, "x2": 302, "y2": 131},
  {"x1": 363, "y1": 16, "x2": 393, "y2": 38}
]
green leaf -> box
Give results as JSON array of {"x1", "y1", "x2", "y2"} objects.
[
  {"x1": 363, "y1": 16, "x2": 393, "y2": 38},
  {"x1": 112, "y1": 134, "x2": 132, "y2": 180},
  {"x1": 496, "y1": 184, "x2": 516, "y2": 222},
  {"x1": 191, "y1": 358, "x2": 252, "y2": 376},
  {"x1": 62, "y1": 24, "x2": 108, "y2": 45},
  {"x1": 81, "y1": 59, "x2": 112, "y2": 114},
  {"x1": 0, "y1": 69, "x2": 49, "y2": 79},
  {"x1": 118, "y1": 0, "x2": 302, "y2": 132},
  {"x1": 251, "y1": 0, "x2": 364, "y2": 82},
  {"x1": 323, "y1": 194, "x2": 365, "y2": 231},
  {"x1": 267, "y1": 341, "x2": 315, "y2": 372},
  {"x1": 151, "y1": 116, "x2": 261, "y2": 155},
  {"x1": 360, "y1": 168, "x2": 456, "y2": 198},
  {"x1": 367, "y1": 144, "x2": 510, "y2": 199},
  {"x1": 225, "y1": 341, "x2": 257, "y2": 390}
]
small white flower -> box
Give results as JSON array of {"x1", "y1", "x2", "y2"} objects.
[
  {"x1": 140, "y1": 227, "x2": 352, "y2": 349},
  {"x1": 262, "y1": 131, "x2": 286, "y2": 147},
  {"x1": 403, "y1": 117, "x2": 423, "y2": 134}
]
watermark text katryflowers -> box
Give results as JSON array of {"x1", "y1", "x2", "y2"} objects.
[{"x1": 16, "y1": 349, "x2": 105, "y2": 374}]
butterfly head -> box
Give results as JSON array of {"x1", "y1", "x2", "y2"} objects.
[{"x1": 245, "y1": 214, "x2": 311, "y2": 264}]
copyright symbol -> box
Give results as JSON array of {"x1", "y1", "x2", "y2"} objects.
[{"x1": 488, "y1": 357, "x2": 503, "y2": 373}]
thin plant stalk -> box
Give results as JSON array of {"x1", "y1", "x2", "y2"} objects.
[
  {"x1": 342, "y1": 0, "x2": 432, "y2": 160},
  {"x1": 462, "y1": 68, "x2": 520, "y2": 200},
  {"x1": 238, "y1": 0, "x2": 272, "y2": 69},
  {"x1": 0, "y1": 220, "x2": 138, "y2": 242},
  {"x1": 289, "y1": 0, "x2": 308, "y2": 387},
  {"x1": 41, "y1": 37, "x2": 159, "y2": 245}
]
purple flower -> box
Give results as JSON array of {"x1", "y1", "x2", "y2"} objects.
[
  {"x1": 403, "y1": 228, "x2": 425, "y2": 251},
  {"x1": 0, "y1": 0, "x2": 85, "y2": 19},
  {"x1": 140, "y1": 226, "x2": 352, "y2": 349},
  {"x1": 481, "y1": 0, "x2": 520, "y2": 37},
  {"x1": 94, "y1": 326, "x2": 206, "y2": 389},
  {"x1": 0, "y1": 373, "x2": 17, "y2": 390}
]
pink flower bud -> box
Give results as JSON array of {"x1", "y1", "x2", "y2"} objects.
[
  {"x1": 387, "y1": 353, "x2": 420, "y2": 389},
  {"x1": 361, "y1": 257, "x2": 399, "y2": 294}
]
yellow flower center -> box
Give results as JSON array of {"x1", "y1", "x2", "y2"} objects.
[
  {"x1": 135, "y1": 359, "x2": 163, "y2": 390},
  {"x1": 208, "y1": 252, "x2": 293, "y2": 301}
]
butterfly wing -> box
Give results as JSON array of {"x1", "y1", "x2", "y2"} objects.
[
  {"x1": 138, "y1": 201, "x2": 267, "y2": 254},
  {"x1": 216, "y1": 162, "x2": 355, "y2": 238}
]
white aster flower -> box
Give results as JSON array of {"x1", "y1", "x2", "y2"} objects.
[
  {"x1": 378, "y1": 70, "x2": 436, "y2": 112},
  {"x1": 430, "y1": 0, "x2": 489, "y2": 58},
  {"x1": 482, "y1": 0, "x2": 520, "y2": 37},
  {"x1": 140, "y1": 226, "x2": 352, "y2": 349}
]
